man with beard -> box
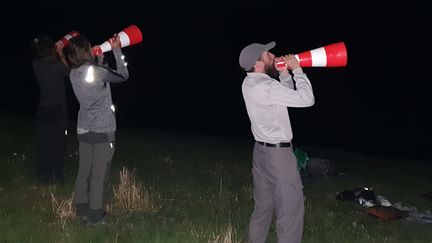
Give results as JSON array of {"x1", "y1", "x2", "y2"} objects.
[{"x1": 239, "y1": 41, "x2": 315, "y2": 243}]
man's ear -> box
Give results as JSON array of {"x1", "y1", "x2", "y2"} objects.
[{"x1": 254, "y1": 61, "x2": 265, "y2": 72}]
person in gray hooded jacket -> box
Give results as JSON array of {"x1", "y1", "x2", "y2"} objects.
[{"x1": 65, "y1": 34, "x2": 129, "y2": 225}]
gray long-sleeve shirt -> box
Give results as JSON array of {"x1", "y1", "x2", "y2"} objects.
[
  {"x1": 241, "y1": 68, "x2": 314, "y2": 144},
  {"x1": 69, "y1": 47, "x2": 129, "y2": 134}
]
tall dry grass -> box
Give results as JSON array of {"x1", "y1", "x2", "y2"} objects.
[
  {"x1": 50, "y1": 192, "x2": 74, "y2": 229},
  {"x1": 208, "y1": 223, "x2": 239, "y2": 243},
  {"x1": 110, "y1": 167, "x2": 159, "y2": 215}
]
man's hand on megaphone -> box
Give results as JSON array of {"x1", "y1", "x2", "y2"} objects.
[
  {"x1": 108, "y1": 34, "x2": 121, "y2": 48},
  {"x1": 283, "y1": 54, "x2": 301, "y2": 71}
]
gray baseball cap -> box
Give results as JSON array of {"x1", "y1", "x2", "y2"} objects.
[{"x1": 239, "y1": 41, "x2": 276, "y2": 71}]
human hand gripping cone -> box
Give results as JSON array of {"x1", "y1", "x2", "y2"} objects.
[{"x1": 92, "y1": 24, "x2": 143, "y2": 56}]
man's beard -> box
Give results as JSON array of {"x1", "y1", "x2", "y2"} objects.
[{"x1": 264, "y1": 62, "x2": 279, "y2": 79}]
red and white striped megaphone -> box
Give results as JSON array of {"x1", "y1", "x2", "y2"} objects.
[
  {"x1": 55, "y1": 31, "x2": 80, "y2": 50},
  {"x1": 92, "y1": 24, "x2": 143, "y2": 56},
  {"x1": 277, "y1": 42, "x2": 347, "y2": 68}
]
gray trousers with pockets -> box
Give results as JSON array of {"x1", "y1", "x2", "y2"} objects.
[
  {"x1": 74, "y1": 134, "x2": 115, "y2": 220},
  {"x1": 248, "y1": 142, "x2": 304, "y2": 243}
]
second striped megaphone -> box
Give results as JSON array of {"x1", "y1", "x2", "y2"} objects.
[
  {"x1": 277, "y1": 42, "x2": 347, "y2": 68},
  {"x1": 55, "y1": 31, "x2": 80, "y2": 50},
  {"x1": 92, "y1": 24, "x2": 143, "y2": 56}
]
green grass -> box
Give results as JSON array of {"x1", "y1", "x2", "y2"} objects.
[{"x1": 0, "y1": 113, "x2": 431, "y2": 243}]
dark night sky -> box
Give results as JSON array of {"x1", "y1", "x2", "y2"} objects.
[{"x1": 1, "y1": 5, "x2": 430, "y2": 160}]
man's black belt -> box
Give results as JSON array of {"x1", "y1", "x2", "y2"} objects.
[{"x1": 257, "y1": 141, "x2": 291, "y2": 148}]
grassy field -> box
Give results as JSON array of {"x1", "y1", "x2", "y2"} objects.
[{"x1": 0, "y1": 113, "x2": 431, "y2": 243}]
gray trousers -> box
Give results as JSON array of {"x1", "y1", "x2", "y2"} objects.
[
  {"x1": 248, "y1": 142, "x2": 304, "y2": 243},
  {"x1": 74, "y1": 140, "x2": 114, "y2": 216}
]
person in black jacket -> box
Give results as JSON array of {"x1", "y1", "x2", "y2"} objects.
[{"x1": 31, "y1": 34, "x2": 69, "y2": 184}]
